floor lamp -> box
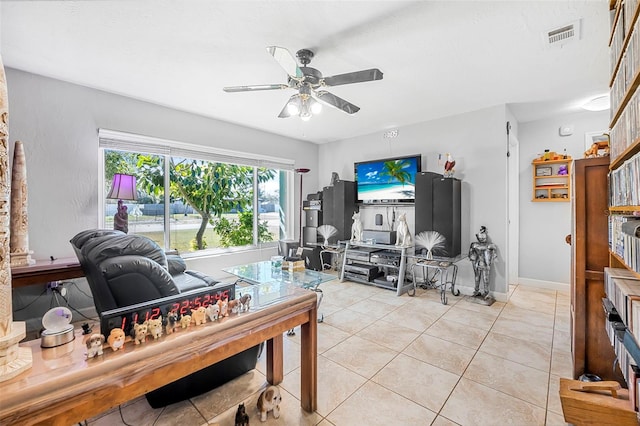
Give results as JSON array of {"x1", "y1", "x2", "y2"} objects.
[{"x1": 295, "y1": 168, "x2": 310, "y2": 246}]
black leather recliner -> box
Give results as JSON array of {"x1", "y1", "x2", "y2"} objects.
[{"x1": 70, "y1": 229, "x2": 261, "y2": 407}]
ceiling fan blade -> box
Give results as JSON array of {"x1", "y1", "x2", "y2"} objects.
[
  {"x1": 266, "y1": 46, "x2": 304, "y2": 79},
  {"x1": 223, "y1": 84, "x2": 288, "y2": 93},
  {"x1": 315, "y1": 90, "x2": 360, "y2": 114},
  {"x1": 323, "y1": 68, "x2": 383, "y2": 87}
]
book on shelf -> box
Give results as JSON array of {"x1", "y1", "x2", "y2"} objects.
[
  {"x1": 609, "y1": 152, "x2": 640, "y2": 206},
  {"x1": 609, "y1": 217, "x2": 640, "y2": 273}
]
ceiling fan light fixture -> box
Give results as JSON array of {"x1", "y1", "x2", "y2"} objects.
[
  {"x1": 310, "y1": 98, "x2": 322, "y2": 115},
  {"x1": 300, "y1": 98, "x2": 312, "y2": 121},
  {"x1": 286, "y1": 97, "x2": 301, "y2": 115}
]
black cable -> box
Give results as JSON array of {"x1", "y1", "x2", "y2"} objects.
[
  {"x1": 12, "y1": 288, "x2": 47, "y2": 312},
  {"x1": 118, "y1": 405, "x2": 134, "y2": 426},
  {"x1": 57, "y1": 292, "x2": 98, "y2": 321},
  {"x1": 67, "y1": 281, "x2": 93, "y2": 299}
]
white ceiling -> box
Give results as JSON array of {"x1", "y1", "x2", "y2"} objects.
[{"x1": 0, "y1": 1, "x2": 611, "y2": 144}]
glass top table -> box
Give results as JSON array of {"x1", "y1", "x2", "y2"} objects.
[
  {"x1": 222, "y1": 261, "x2": 336, "y2": 289},
  {"x1": 223, "y1": 261, "x2": 336, "y2": 326}
]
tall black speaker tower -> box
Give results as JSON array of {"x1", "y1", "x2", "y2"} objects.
[{"x1": 415, "y1": 172, "x2": 461, "y2": 257}]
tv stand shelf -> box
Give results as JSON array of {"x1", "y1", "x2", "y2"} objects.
[{"x1": 339, "y1": 241, "x2": 412, "y2": 296}]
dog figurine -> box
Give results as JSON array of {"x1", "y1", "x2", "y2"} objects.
[
  {"x1": 85, "y1": 333, "x2": 105, "y2": 358},
  {"x1": 234, "y1": 402, "x2": 250, "y2": 426},
  {"x1": 146, "y1": 318, "x2": 163, "y2": 340},
  {"x1": 218, "y1": 298, "x2": 229, "y2": 317},
  {"x1": 107, "y1": 328, "x2": 126, "y2": 351},
  {"x1": 228, "y1": 298, "x2": 240, "y2": 314},
  {"x1": 165, "y1": 311, "x2": 179, "y2": 335},
  {"x1": 238, "y1": 293, "x2": 252, "y2": 312},
  {"x1": 191, "y1": 306, "x2": 207, "y2": 326},
  {"x1": 180, "y1": 314, "x2": 192, "y2": 328},
  {"x1": 395, "y1": 212, "x2": 411, "y2": 246},
  {"x1": 206, "y1": 303, "x2": 220, "y2": 321},
  {"x1": 133, "y1": 322, "x2": 148, "y2": 345},
  {"x1": 257, "y1": 385, "x2": 282, "y2": 422}
]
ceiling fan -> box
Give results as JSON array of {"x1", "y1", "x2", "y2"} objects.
[{"x1": 223, "y1": 47, "x2": 383, "y2": 120}]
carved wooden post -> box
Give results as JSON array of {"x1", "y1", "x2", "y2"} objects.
[
  {"x1": 0, "y1": 55, "x2": 32, "y2": 381},
  {"x1": 10, "y1": 140, "x2": 35, "y2": 266}
]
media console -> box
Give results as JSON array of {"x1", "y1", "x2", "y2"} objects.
[{"x1": 339, "y1": 241, "x2": 412, "y2": 296}]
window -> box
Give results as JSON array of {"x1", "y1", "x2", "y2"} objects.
[{"x1": 99, "y1": 130, "x2": 294, "y2": 255}]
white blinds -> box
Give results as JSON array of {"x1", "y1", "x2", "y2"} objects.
[{"x1": 98, "y1": 128, "x2": 295, "y2": 170}]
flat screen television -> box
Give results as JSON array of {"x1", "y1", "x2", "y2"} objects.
[{"x1": 354, "y1": 154, "x2": 422, "y2": 204}]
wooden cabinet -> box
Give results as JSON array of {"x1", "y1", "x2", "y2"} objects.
[
  {"x1": 532, "y1": 158, "x2": 571, "y2": 202},
  {"x1": 571, "y1": 157, "x2": 622, "y2": 382}
]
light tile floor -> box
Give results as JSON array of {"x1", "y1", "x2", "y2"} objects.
[{"x1": 86, "y1": 279, "x2": 571, "y2": 426}]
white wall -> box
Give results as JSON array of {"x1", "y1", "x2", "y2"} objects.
[
  {"x1": 6, "y1": 68, "x2": 318, "y2": 268},
  {"x1": 518, "y1": 109, "x2": 609, "y2": 287},
  {"x1": 318, "y1": 105, "x2": 510, "y2": 297}
]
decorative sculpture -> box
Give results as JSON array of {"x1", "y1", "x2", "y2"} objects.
[
  {"x1": 165, "y1": 311, "x2": 179, "y2": 335},
  {"x1": 113, "y1": 199, "x2": 129, "y2": 234},
  {"x1": 180, "y1": 314, "x2": 192, "y2": 328},
  {"x1": 85, "y1": 334, "x2": 105, "y2": 358},
  {"x1": 235, "y1": 403, "x2": 250, "y2": 426},
  {"x1": 206, "y1": 303, "x2": 220, "y2": 321},
  {"x1": 330, "y1": 172, "x2": 340, "y2": 186},
  {"x1": 318, "y1": 224, "x2": 338, "y2": 245},
  {"x1": 395, "y1": 213, "x2": 411, "y2": 246},
  {"x1": 146, "y1": 318, "x2": 163, "y2": 340},
  {"x1": 133, "y1": 322, "x2": 148, "y2": 345},
  {"x1": 0, "y1": 56, "x2": 33, "y2": 382},
  {"x1": 107, "y1": 328, "x2": 126, "y2": 351},
  {"x1": 468, "y1": 226, "x2": 498, "y2": 306},
  {"x1": 350, "y1": 211, "x2": 363, "y2": 242},
  {"x1": 9, "y1": 141, "x2": 35, "y2": 266},
  {"x1": 415, "y1": 231, "x2": 446, "y2": 259},
  {"x1": 444, "y1": 153, "x2": 456, "y2": 178},
  {"x1": 191, "y1": 306, "x2": 207, "y2": 325}
]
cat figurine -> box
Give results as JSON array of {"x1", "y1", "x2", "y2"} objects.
[{"x1": 395, "y1": 212, "x2": 411, "y2": 246}]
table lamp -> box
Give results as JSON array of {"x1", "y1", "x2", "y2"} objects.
[{"x1": 107, "y1": 173, "x2": 138, "y2": 234}]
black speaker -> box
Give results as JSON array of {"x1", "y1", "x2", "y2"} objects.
[
  {"x1": 322, "y1": 181, "x2": 356, "y2": 242},
  {"x1": 415, "y1": 172, "x2": 461, "y2": 257},
  {"x1": 415, "y1": 171, "x2": 442, "y2": 234},
  {"x1": 301, "y1": 246, "x2": 323, "y2": 271},
  {"x1": 305, "y1": 210, "x2": 322, "y2": 227},
  {"x1": 303, "y1": 226, "x2": 318, "y2": 245}
]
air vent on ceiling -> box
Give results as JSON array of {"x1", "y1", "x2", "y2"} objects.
[{"x1": 545, "y1": 19, "x2": 581, "y2": 48}]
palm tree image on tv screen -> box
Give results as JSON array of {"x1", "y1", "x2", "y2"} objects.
[{"x1": 356, "y1": 156, "x2": 420, "y2": 203}]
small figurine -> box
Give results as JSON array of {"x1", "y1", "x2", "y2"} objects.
[
  {"x1": 218, "y1": 298, "x2": 229, "y2": 317},
  {"x1": 257, "y1": 385, "x2": 282, "y2": 422},
  {"x1": 330, "y1": 171, "x2": 340, "y2": 186},
  {"x1": 444, "y1": 153, "x2": 456, "y2": 178},
  {"x1": 180, "y1": 314, "x2": 192, "y2": 329},
  {"x1": 206, "y1": 303, "x2": 220, "y2": 321},
  {"x1": 228, "y1": 298, "x2": 240, "y2": 314},
  {"x1": 235, "y1": 402, "x2": 250, "y2": 426},
  {"x1": 165, "y1": 311, "x2": 179, "y2": 335},
  {"x1": 133, "y1": 322, "x2": 148, "y2": 345},
  {"x1": 147, "y1": 318, "x2": 163, "y2": 340},
  {"x1": 191, "y1": 306, "x2": 207, "y2": 326},
  {"x1": 113, "y1": 199, "x2": 129, "y2": 234},
  {"x1": 557, "y1": 165, "x2": 568, "y2": 175},
  {"x1": 238, "y1": 293, "x2": 252, "y2": 312},
  {"x1": 350, "y1": 211, "x2": 363, "y2": 243},
  {"x1": 85, "y1": 333, "x2": 105, "y2": 358},
  {"x1": 107, "y1": 328, "x2": 126, "y2": 352},
  {"x1": 395, "y1": 212, "x2": 411, "y2": 247}
]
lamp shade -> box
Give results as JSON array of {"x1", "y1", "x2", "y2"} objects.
[{"x1": 107, "y1": 174, "x2": 138, "y2": 201}]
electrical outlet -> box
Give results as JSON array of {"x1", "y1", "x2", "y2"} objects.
[{"x1": 46, "y1": 281, "x2": 67, "y2": 296}]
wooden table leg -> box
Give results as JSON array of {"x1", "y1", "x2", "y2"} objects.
[
  {"x1": 266, "y1": 333, "x2": 283, "y2": 385},
  {"x1": 300, "y1": 307, "x2": 318, "y2": 412}
]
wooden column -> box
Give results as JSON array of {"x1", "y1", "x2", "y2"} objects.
[{"x1": 0, "y1": 55, "x2": 32, "y2": 382}]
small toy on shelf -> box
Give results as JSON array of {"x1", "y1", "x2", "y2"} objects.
[
  {"x1": 206, "y1": 303, "x2": 220, "y2": 321},
  {"x1": 238, "y1": 293, "x2": 252, "y2": 312},
  {"x1": 107, "y1": 328, "x2": 126, "y2": 351},
  {"x1": 228, "y1": 298, "x2": 240, "y2": 314},
  {"x1": 350, "y1": 211, "x2": 363, "y2": 243},
  {"x1": 85, "y1": 333, "x2": 105, "y2": 358},
  {"x1": 257, "y1": 385, "x2": 282, "y2": 422},
  {"x1": 218, "y1": 298, "x2": 229, "y2": 317},
  {"x1": 235, "y1": 402, "x2": 250, "y2": 426},
  {"x1": 444, "y1": 153, "x2": 455, "y2": 178},
  {"x1": 147, "y1": 318, "x2": 163, "y2": 340},
  {"x1": 180, "y1": 314, "x2": 192, "y2": 329},
  {"x1": 191, "y1": 306, "x2": 207, "y2": 326},
  {"x1": 557, "y1": 165, "x2": 568, "y2": 175},
  {"x1": 165, "y1": 311, "x2": 179, "y2": 335},
  {"x1": 133, "y1": 322, "x2": 148, "y2": 345}
]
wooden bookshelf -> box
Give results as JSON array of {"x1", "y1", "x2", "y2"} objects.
[{"x1": 531, "y1": 158, "x2": 571, "y2": 202}]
